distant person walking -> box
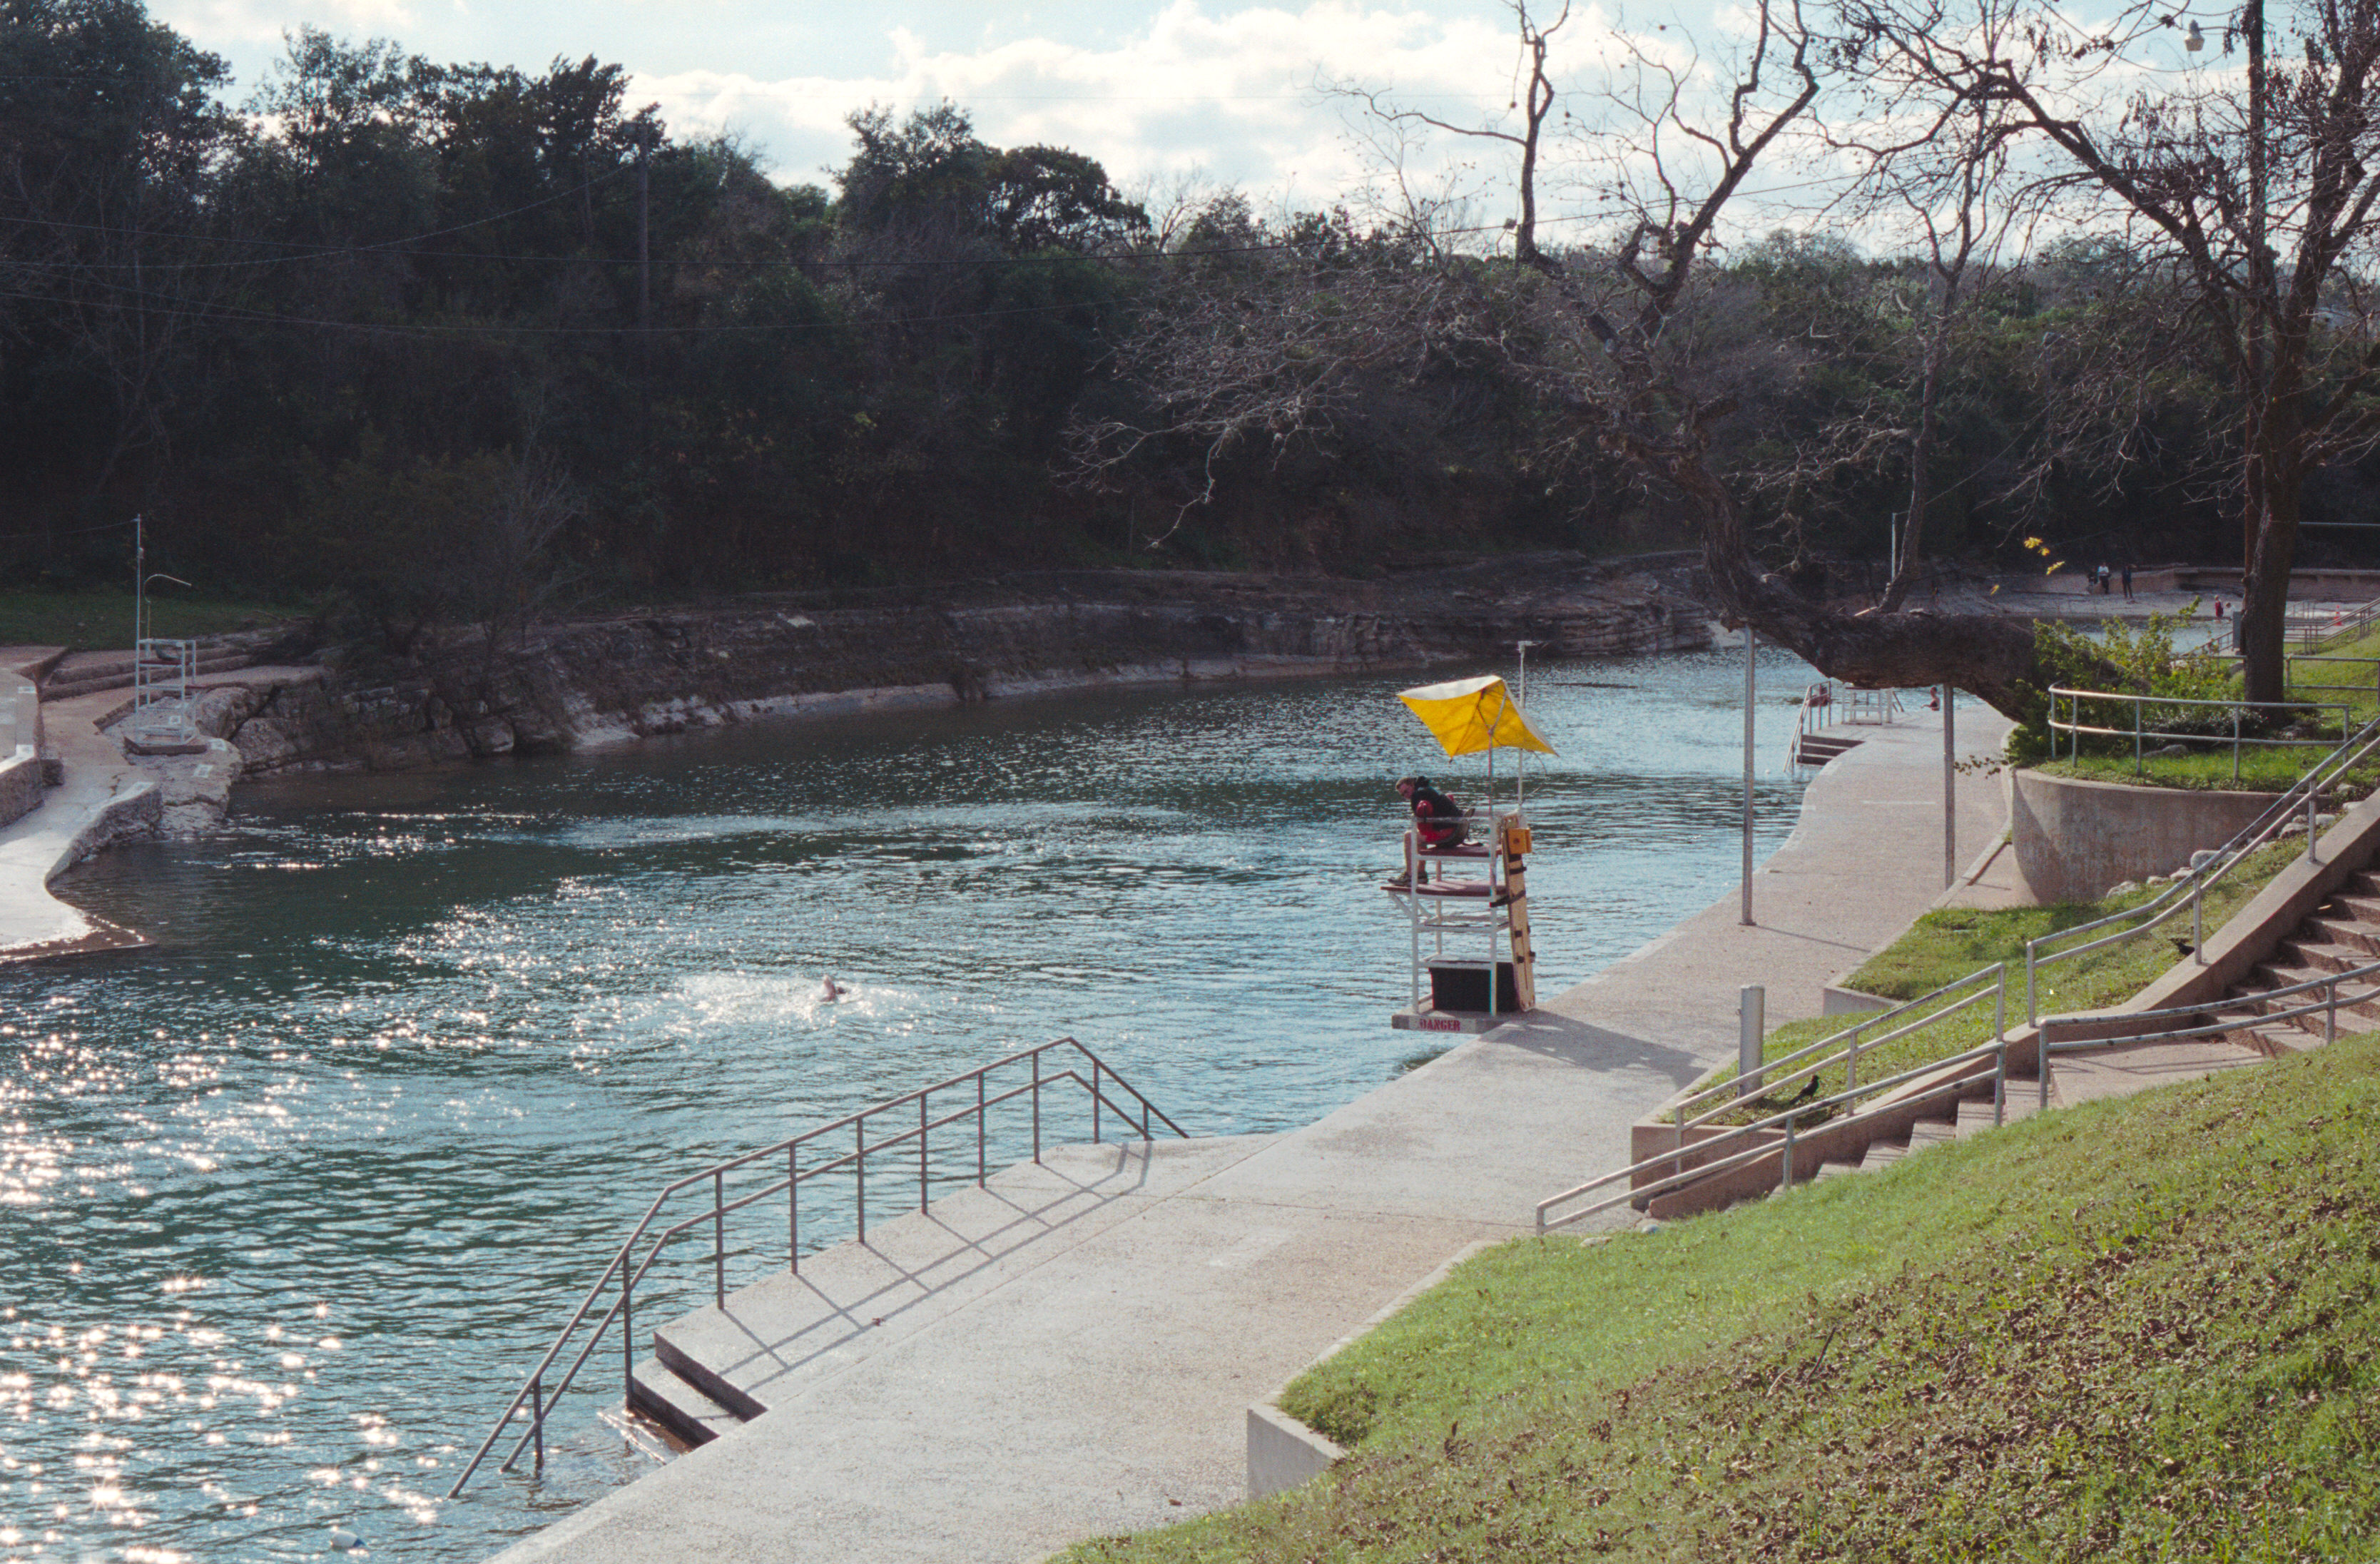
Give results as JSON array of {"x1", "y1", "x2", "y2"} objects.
[
  {"x1": 2122, "y1": 562, "x2": 2135, "y2": 601},
  {"x1": 2095, "y1": 562, "x2": 2112, "y2": 595}
]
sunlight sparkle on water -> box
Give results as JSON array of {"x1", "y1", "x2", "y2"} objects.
[{"x1": 0, "y1": 649, "x2": 1815, "y2": 1563}]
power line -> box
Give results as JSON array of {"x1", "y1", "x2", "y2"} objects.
[
  {"x1": 0, "y1": 161, "x2": 634, "y2": 260},
  {"x1": 0, "y1": 516, "x2": 138, "y2": 542}
]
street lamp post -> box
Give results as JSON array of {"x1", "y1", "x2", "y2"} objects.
[{"x1": 1741, "y1": 625, "x2": 1756, "y2": 925}]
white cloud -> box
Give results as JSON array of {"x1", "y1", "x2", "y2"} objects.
[
  {"x1": 630, "y1": 1, "x2": 1545, "y2": 208},
  {"x1": 160, "y1": 0, "x2": 419, "y2": 49}
]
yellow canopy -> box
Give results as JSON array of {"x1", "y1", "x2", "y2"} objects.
[{"x1": 1398, "y1": 675, "x2": 1557, "y2": 758}]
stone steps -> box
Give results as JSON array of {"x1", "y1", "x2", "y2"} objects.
[
  {"x1": 628, "y1": 1356, "x2": 748, "y2": 1449},
  {"x1": 2222, "y1": 869, "x2": 2380, "y2": 1047},
  {"x1": 42, "y1": 646, "x2": 256, "y2": 701}
]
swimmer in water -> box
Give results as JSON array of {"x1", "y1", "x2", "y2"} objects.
[{"x1": 819, "y1": 976, "x2": 845, "y2": 1003}]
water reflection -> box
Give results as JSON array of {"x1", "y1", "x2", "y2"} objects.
[{"x1": 0, "y1": 646, "x2": 1814, "y2": 1563}]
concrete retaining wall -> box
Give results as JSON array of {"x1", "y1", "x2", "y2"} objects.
[
  {"x1": 0, "y1": 655, "x2": 49, "y2": 829},
  {"x1": 1244, "y1": 1239, "x2": 1496, "y2": 1500},
  {"x1": 2010, "y1": 768, "x2": 2277, "y2": 903},
  {"x1": 0, "y1": 748, "x2": 38, "y2": 829}
]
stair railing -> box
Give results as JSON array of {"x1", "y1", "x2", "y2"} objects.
[
  {"x1": 447, "y1": 1037, "x2": 1186, "y2": 1499},
  {"x1": 1786, "y1": 681, "x2": 1834, "y2": 768},
  {"x1": 2033, "y1": 960, "x2": 2380, "y2": 1108},
  {"x1": 1539, "y1": 710, "x2": 2380, "y2": 1232},
  {"x1": 2024, "y1": 710, "x2": 2380, "y2": 1024},
  {"x1": 1536, "y1": 1035, "x2": 2018, "y2": 1232},
  {"x1": 1539, "y1": 958, "x2": 2380, "y2": 1234},
  {"x1": 1662, "y1": 962, "x2": 2005, "y2": 1135}
]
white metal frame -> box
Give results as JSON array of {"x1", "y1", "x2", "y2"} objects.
[
  {"x1": 1390, "y1": 813, "x2": 1516, "y2": 1027},
  {"x1": 129, "y1": 637, "x2": 197, "y2": 744}
]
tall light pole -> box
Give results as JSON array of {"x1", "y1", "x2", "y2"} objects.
[
  {"x1": 1741, "y1": 624, "x2": 1756, "y2": 925},
  {"x1": 1942, "y1": 684, "x2": 1957, "y2": 889}
]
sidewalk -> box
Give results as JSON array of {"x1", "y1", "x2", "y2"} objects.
[
  {"x1": 484, "y1": 701, "x2": 2013, "y2": 1564},
  {"x1": 0, "y1": 662, "x2": 323, "y2": 960}
]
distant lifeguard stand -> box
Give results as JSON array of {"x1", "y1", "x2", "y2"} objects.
[{"x1": 126, "y1": 638, "x2": 202, "y2": 752}]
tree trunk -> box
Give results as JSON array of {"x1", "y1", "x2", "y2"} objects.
[
  {"x1": 1659, "y1": 445, "x2": 2052, "y2": 718},
  {"x1": 2238, "y1": 438, "x2": 2301, "y2": 706},
  {"x1": 1880, "y1": 310, "x2": 1948, "y2": 613}
]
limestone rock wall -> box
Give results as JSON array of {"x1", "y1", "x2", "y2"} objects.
[{"x1": 220, "y1": 556, "x2": 1709, "y2": 776}]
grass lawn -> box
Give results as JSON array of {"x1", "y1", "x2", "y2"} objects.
[
  {"x1": 0, "y1": 589, "x2": 300, "y2": 650},
  {"x1": 1677, "y1": 839, "x2": 2304, "y2": 1126},
  {"x1": 1061, "y1": 1033, "x2": 2380, "y2": 1563},
  {"x1": 2035, "y1": 748, "x2": 2378, "y2": 795}
]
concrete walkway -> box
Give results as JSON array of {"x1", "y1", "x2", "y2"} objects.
[
  {"x1": 0, "y1": 659, "x2": 322, "y2": 960},
  {"x1": 483, "y1": 702, "x2": 2013, "y2": 1564}
]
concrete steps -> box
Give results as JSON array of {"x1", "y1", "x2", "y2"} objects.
[
  {"x1": 1791, "y1": 733, "x2": 1862, "y2": 767},
  {"x1": 41, "y1": 645, "x2": 256, "y2": 701},
  {"x1": 628, "y1": 1356, "x2": 748, "y2": 1449},
  {"x1": 2222, "y1": 869, "x2": 2380, "y2": 1045},
  {"x1": 1788, "y1": 1078, "x2": 2044, "y2": 1192}
]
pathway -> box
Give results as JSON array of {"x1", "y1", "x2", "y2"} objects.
[
  {"x1": 482, "y1": 701, "x2": 2013, "y2": 1564},
  {"x1": 0, "y1": 657, "x2": 322, "y2": 960}
]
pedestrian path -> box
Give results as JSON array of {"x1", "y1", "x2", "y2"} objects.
[
  {"x1": 484, "y1": 703, "x2": 2013, "y2": 1564},
  {"x1": 0, "y1": 655, "x2": 321, "y2": 960}
]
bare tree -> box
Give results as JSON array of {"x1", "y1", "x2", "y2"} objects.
[
  {"x1": 1493, "y1": 0, "x2": 2066, "y2": 711},
  {"x1": 1827, "y1": 89, "x2": 2037, "y2": 608},
  {"x1": 1842, "y1": 0, "x2": 2380, "y2": 701},
  {"x1": 1062, "y1": 196, "x2": 1464, "y2": 547},
  {"x1": 1088, "y1": 0, "x2": 2079, "y2": 712}
]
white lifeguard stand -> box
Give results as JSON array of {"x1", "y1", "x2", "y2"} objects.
[
  {"x1": 1385, "y1": 811, "x2": 1535, "y2": 1033},
  {"x1": 126, "y1": 638, "x2": 201, "y2": 751},
  {"x1": 1383, "y1": 665, "x2": 1552, "y2": 1032}
]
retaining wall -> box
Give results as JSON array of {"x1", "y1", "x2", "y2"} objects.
[
  {"x1": 0, "y1": 653, "x2": 50, "y2": 829},
  {"x1": 2009, "y1": 768, "x2": 2277, "y2": 903}
]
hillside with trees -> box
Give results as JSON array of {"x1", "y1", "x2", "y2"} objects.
[{"x1": 5, "y1": 0, "x2": 2379, "y2": 691}]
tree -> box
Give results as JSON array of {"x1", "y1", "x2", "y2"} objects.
[
  {"x1": 1841, "y1": 0, "x2": 2380, "y2": 701},
  {"x1": 0, "y1": 0, "x2": 239, "y2": 492},
  {"x1": 1314, "y1": 0, "x2": 2068, "y2": 711}
]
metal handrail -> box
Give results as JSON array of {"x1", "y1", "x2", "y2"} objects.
[
  {"x1": 1787, "y1": 681, "x2": 1833, "y2": 768},
  {"x1": 2025, "y1": 962, "x2": 2380, "y2": 1111},
  {"x1": 2024, "y1": 710, "x2": 2380, "y2": 1022},
  {"x1": 2293, "y1": 594, "x2": 2380, "y2": 647},
  {"x1": 1542, "y1": 958, "x2": 2380, "y2": 1233},
  {"x1": 1537, "y1": 707, "x2": 2380, "y2": 1234},
  {"x1": 1537, "y1": 1036, "x2": 2015, "y2": 1230},
  {"x1": 2046, "y1": 684, "x2": 2353, "y2": 778},
  {"x1": 1666, "y1": 962, "x2": 2005, "y2": 1126},
  {"x1": 447, "y1": 1037, "x2": 1186, "y2": 1498}
]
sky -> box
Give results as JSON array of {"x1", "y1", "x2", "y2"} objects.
[{"x1": 153, "y1": 0, "x2": 1564, "y2": 215}]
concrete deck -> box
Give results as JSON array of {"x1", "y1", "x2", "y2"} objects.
[
  {"x1": 0, "y1": 661, "x2": 322, "y2": 960},
  {"x1": 484, "y1": 702, "x2": 2014, "y2": 1564}
]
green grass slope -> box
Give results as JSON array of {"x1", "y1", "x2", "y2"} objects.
[
  {"x1": 0, "y1": 588, "x2": 294, "y2": 650},
  {"x1": 1064, "y1": 1035, "x2": 2380, "y2": 1563},
  {"x1": 1681, "y1": 841, "x2": 2302, "y2": 1124}
]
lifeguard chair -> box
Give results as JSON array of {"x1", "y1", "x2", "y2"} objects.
[{"x1": 1383, "y1": 673, "x2": 1553, "y2": 1032}]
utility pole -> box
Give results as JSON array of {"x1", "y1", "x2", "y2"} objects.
[
  {"x1": 1741, "y1": 625, "x2": 1756, "y2": 925},
  {"x1": 1942, "y1": 684, "x2": 1956, "y2": 890},
  {"x1": 637, "y1": 137, "x2": 651, "y2": 336}
]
